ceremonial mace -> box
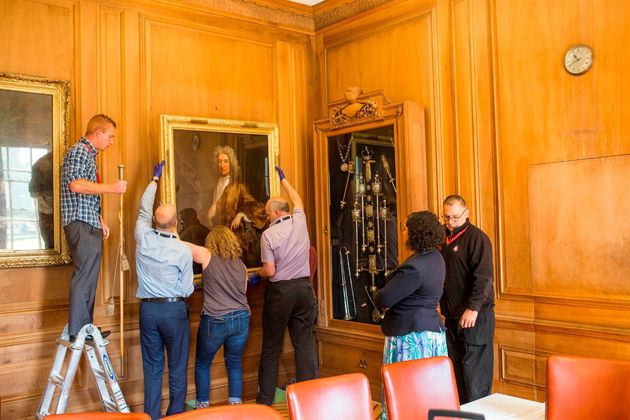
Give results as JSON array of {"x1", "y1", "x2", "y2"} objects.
[{"x1": 117, "y1": 164, "x2": 130, "y2": 376}]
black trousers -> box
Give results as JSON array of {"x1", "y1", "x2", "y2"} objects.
[
  {"x1": 445, "y1": 309, "x2": 495, "y2": 404},
  {"x1": 256, "y1": 278, "x2": 318, "y2": 405},
  {"x1": 64, "y1": 220, "x2": 103, "y2": 336}
]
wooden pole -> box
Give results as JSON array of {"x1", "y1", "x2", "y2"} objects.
[{"x1": 117, "y1": 164, "x2": 125, "y2": 377}]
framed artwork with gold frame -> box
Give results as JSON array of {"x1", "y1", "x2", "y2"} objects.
[
  {"x1": 160, "y1": 115, "x2": 280, "y2": 270},
  {"x1": 0, "y1": 72, "x2": 70, "y2": 268}
]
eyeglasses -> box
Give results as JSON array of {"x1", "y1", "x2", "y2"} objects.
[{"x1": 441, "y1": 208, "x2": 468, "y2": 223}]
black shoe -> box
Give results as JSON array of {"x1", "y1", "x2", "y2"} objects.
[
  {"x1": 68, "y1": 335, "x2": 77, "y2": 342},
  {"x1": 86, "y1": 328, "x2": 111, "y2": 341}
]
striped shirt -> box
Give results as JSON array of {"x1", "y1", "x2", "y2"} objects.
[{"x1": 61, "y1": 138, "x2": 101, "y2": 228}]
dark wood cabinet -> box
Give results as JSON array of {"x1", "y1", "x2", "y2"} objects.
[{"x1": 312, "y1": 90, "x2": 428, "y2": 393}]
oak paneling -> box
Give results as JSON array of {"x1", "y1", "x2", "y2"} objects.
[
  {"x1": 529, "y1": 155, "x2": 630, "y2": 300},
  {"x1": 317, "y1": 0, "x2": 630, "y2": 402},
  {"x1": 492, "y1": 0, "x2": 630, "y2": 295},
  {"x1": 0, "y1": 0, "x2": 75, "y2": 80},
  {"x1": 146, "y1": 18, "x2": 275, "y2": 122},
  {"x1": 490, "y1": 0, "x2": 630, "y2": 398},
  {"x1": 1, "y1": 0, "x2": 314, "y2": 417},
  {"x1": 318, "y1": 0, "x2": 449, "y2": 212}
]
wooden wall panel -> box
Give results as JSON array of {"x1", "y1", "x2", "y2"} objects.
[
  {"x1": 0, "y1": 0, "x2": 314, "y2": 417},
  {"x1": 317, "y1": 0, "x2": 630, "y2": 403},
  {"x1": 317, "y1": 0, "x2": 453, "y2": 212},
  {"x1": 146, "y1": 19, "x2": 275, "y2": 122},
  {"x1": 0, "y1": 0, "x2": 75, "y2": 80},
  {"x1": 493, "y1": 0, "x2": 630, "y2": 295},
  {"x1": 529, "y1": 155, "x2": 630, "y2": 300},
  {"x1": 489, "y1": 0, "x2": 630, "y2": 400}
]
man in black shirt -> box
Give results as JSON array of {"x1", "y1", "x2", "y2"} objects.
[{"x1": 440, "y1": 195, "x2": 495, "y2": 403}]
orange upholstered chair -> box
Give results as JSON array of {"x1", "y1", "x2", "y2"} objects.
[
  {"x1": 46, "y1": 413, "x2": 150, "y2": 420},
  {"x1": 546, "y1": 355, "x2": 630, "y2": 420},
  {"x1": 286, "y1": 373, "x2": 373, "y2": 420},
  {"x1": 381, "y1": 356, "x2": 460, "y2": 420},
  {"x1": 162, "y1": 404, "x2": 283, "y2": 419}
]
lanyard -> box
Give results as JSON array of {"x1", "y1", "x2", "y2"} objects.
[
  {"x1": 81, "y1": 140, "x2": 100, "y2": 183},
  {"x1": 446, "y1": 226, "x2": 468, "y2": 246},
  {"x1": 273, "y1": 215, "x2": 292, "y2": 226}
]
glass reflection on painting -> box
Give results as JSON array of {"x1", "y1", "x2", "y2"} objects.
[{"x1": 0, "y1": 72, "x2": 69, "y2": 267}]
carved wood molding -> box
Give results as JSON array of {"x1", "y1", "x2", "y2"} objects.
[
  {"x1": 165, "y1": 0, "x2": 315, "y2": 32},
  {"x1": 313, "y1": 0, "x2": 393, "y2": 30},
  {"x1": 153, "y1": 0, "x2": 395, "y2": 33},
  {"x1": 327, "y1": 88, "x2": 387, "y2": 128}
]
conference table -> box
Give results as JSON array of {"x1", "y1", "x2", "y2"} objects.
[{"x1": 460, "y1": 393, "x2": 545, "y2": 419}]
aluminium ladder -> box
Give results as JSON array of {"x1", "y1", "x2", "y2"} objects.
[{"x1": 36, "y1": 323, "x2": 129, "y2": 419}]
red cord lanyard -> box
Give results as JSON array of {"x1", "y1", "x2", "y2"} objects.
[
  {"x1": 82, "y1": 142, "x2": 100, "y2": 183},
  {"x1": 445, "y1": 226, "x2": 468, "y2": 246}
]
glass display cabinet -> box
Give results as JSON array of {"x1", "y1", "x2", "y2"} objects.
[{"x1": 312, "y1": 89, "x2": 427, "y2": 391}]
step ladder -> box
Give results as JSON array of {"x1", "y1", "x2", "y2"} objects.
[{"x1": 36, "y1": 323, "x2": 130, "y2": 419}]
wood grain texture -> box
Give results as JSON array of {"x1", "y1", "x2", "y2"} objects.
[{"x1": 0, "y1": 0, "x2": 313, "y2": 417}]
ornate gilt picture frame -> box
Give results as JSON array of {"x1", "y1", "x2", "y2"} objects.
[
  {"x1": 160, "y1": 115, "x2": 280, "y2": 270},
  {"x1": 0, "y1": 72, "x2": 70, "y2": 268}
]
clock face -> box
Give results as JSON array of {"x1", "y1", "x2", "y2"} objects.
[{"x1": 564, "y1": 44, "x2": 593, "y2": 75}]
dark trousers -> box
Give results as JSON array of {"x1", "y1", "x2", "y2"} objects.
[
  {"x1": 64, "y1": 221, "x2": 103, "y2": 336},
  {"x1": 445, "y1": 309, "x2": 495, "y2": 404},
  {"x1": 140, "y1": 301, "x2": 190, "y2": 419},
  {"x1": 256, "y1": 278, "x2": 318, "y2": 405}
]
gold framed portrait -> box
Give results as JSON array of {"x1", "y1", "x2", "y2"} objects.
[
  {"x1": 160, "y1": 115, "x2": 280, "y2": 271},
  {"x1": 0, "y1": 72, "x2": 70, "y2": 268}
]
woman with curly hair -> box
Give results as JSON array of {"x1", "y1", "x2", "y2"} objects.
[
  {"x1": 374, "y1": 211, "x2": 447, "y2": 420},
  {"x1": 183, "y1": 225, "x2": 250, "y2": 408}
]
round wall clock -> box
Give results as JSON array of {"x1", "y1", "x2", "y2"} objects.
[{"x1": 564, "y1": 44, "x2": 593, "y2": 75}]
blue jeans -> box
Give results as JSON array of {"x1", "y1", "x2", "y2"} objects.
[
  {"x1": 140, "y1": 301, "x2": 190, "y2": 419},
  {"x1": 195, "y1": 310, "x2": 250, "y2": 404}
]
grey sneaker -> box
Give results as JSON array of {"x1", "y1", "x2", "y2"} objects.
[{"x1": 195, "y1": 401, "x2": 210, "y2": 409}]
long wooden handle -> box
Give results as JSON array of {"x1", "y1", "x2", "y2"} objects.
[{"x1": 118, "y1": 164, "x2": 125, "y2": 377}]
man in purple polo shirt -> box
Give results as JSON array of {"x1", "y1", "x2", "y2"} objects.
[{"x1": 251, "y1": 166, "x2": 317, "y2": 405}]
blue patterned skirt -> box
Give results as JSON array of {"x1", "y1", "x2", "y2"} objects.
[{"x1": 381, "y1": 329, "x2": 448, "y2": 420}]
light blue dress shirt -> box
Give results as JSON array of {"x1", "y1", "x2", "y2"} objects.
[{"x1": 135, "y1": 181, "x2": 194, "y2": 299}]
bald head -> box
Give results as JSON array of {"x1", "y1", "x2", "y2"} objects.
[
  {"x1": 265, "y1": 196, "x2": 290, "y2": 222},
  {"x1": 154, "y1": 204, "x2": 178, "y2": 231}
]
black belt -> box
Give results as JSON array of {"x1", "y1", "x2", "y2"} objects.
[{"x1": 141, "y1": 297, "x2": 185, "y2": 303}]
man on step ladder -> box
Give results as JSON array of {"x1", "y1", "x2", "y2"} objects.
[
  {"x1": 61, "y1": 114, "x2": 127, "y2": 342},
  {"x1": 36, "y1": 323, "x2": 129, "y2": 418}
]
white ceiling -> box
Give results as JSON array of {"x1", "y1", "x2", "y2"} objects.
[{"x1": 288, "y1": 0, "x2": 324, "y2": 5}]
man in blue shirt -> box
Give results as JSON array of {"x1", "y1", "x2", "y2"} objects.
[
  {"x1": 61, "y1": 114, "x2": 128, "y2": 340},
  {"x1": 135, "y1": 161, "x2": 194, "y2": 419}
]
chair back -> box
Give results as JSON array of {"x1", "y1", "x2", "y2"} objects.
[
  {"x1": 46, "y1": 414, "x2": 150, "y2": 420},
  {"x1": 162, "y1": 404, "x2": 283, "y2": 419},
  {"x1": 381, "y1": 356, "x2": 460, "y2": 420},
  {"x1": 286, "y1": 373, "x2": 373, "y2": 420},
  {"x1": 546, "y1": 355, "x2": 630, "y2": 420}
]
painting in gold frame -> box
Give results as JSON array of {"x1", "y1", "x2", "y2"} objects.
[
  {"x1": 0, "y1": 72, "x2": 70, "y2": 268},
  {"x1": 160, "y1": 115, "x2": 280, "y2": 271}
]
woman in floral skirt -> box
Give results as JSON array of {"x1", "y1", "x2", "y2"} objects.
[{"x1": 374, "y1": 211, "x2": 447, "y2": 420}]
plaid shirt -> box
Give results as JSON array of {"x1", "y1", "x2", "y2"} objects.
[{"x1": 61, "y1": 138, "x2": 101, "y2": 228}]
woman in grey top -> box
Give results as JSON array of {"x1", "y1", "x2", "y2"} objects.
[{"x1": 184, "y1": 225, "x2": 249, "y2": 408}]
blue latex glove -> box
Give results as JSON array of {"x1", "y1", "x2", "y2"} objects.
[
  {"x1": 153, "y1": 160, "x2": 165, "y2": 179},
  {"x1": 275, "y1": 165, "x2": 285, "y2": 181},
  {"x1": 248, "y1": 272, "x2": 261, "y2": 286}
]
